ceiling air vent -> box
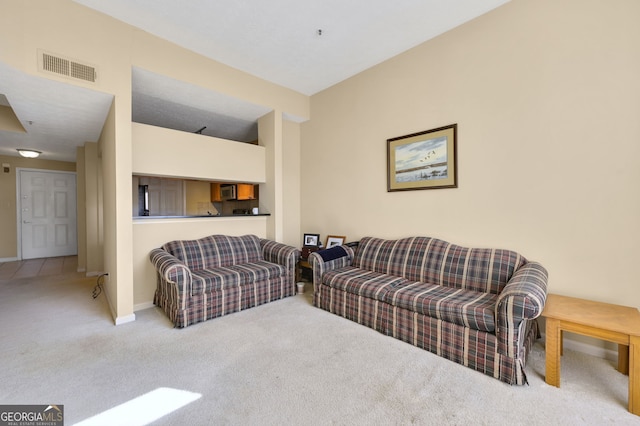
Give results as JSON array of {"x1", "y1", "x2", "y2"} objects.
[{"x1": 39, "y1": 51, "x2": 97, "y2": 83}]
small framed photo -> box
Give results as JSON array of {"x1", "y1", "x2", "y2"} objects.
[
  {"x1": 303, "y1": 233, "x2": 320, "y2": 247},
  {"x1": 325, "y1": 235, "x2": 346, "y2": 248},
  {"x1": 387, "y1": 123, "x2": 457, "y2": 191}
]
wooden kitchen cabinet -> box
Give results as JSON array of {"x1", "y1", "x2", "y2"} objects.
[
  {"x1": 210, "y1": 183, "x2": 221, "y2": 202},
  {"x1": 236, "y1": 184, "x2": 256, "y2": 200}
]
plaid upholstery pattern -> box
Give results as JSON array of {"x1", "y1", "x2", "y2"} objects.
[
  {"x1": 311, "y1": 236, "x2": 548, "y2": 385},
  {"x1": 150, "y1": 234, "x2": 299, "y2": 328},
  {"x1": 354, "y1": 237, "x2": 526, "y2": 294},
  {"x1": 150, "y1": 248, "x2": 192, "y2": 310},
  {"x1": 261, "y1": 238, "x2": 298, "y2": 277},
  {"x1": 387, "y1": 282, "x2": 498, "y2": 332},
  {"x1": 315, "y1": 282, "x2": 387, "y2": 332},
  {"x1": 191, "y1": 261, "x2": 287, "y2": 294},
  {"x1": 495, "y1": 261, "x2": 548, "y2": 357},
  {"x1": 385, "y1": 303, "x2": 538, "y2": 384},
  {"x1": 322, "y1": 266, "x2": 408, "y2": 301},
  {"x1": 162, "y1": 234, "x2": 263, "y2": 270},
  {"x1": 310, "y1": 245, "x2": 355, "y2": 304}
]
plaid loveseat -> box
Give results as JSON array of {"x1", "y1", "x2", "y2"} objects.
[
  {"x1": 150, "y1": 234, "x2": 299, "y2": 328},
  {"x1": 309, "y1": 236, "x2": 548, "y2": 385}
]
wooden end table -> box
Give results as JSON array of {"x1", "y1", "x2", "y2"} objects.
[
  {"x1": 542, "y1": 294, "x2": 640, "y2": 416},
  {"x1": 296, "y1": 258, "x2": 312, "y2": 282}
]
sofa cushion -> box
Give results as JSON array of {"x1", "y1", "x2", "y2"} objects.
[
  {"x1": 354, "y1": 236, "x2": 526, "y2": 294},
  {"x1": 322, "y1": 266, "x2": 409, "y2": 302},
  {"x1": 230, "y1": 261, "x2": 288, "y2": 282},
  {"x1": 191, "y1": 266, "x2": 245, "y2": 294},
  {"x1": 191, "y1": 261, "x2": 286, "y2": 295},
  {"x1": 163, "y1": 234, "x2": 262, "y2": 270},
  {"x1": 387, "y1": 281, "x2": 498, "y2": 332}
]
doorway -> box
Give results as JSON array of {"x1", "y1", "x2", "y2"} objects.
[{"x1": 18, "y1": 169, "x2": 78, "y2": 260}]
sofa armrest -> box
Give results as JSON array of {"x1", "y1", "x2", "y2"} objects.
[
  {"x1": 495, "y1": 261, "x2": 548, "y2": 358},
  {"x1": 309, "y1": 245, "x2": 355, "y2": 289},
  {"x1": 149, "y1": 248, "x2": 192, "y2": 308},
  {"x1": 260, "y1": 239, "x2": 300, "y2": 271}
]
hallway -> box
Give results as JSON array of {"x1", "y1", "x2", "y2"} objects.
[{"x1": 0, "y1": 256, "x2": 78, "y2": 280}]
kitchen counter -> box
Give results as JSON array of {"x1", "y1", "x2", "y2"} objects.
[{"x1": 134, "y1": 213, "x2": 270, "y2": 219}]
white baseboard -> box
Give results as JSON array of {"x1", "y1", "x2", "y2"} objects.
[
  {"x1": 0, "y1": 257, "x2": 19, "y2": 262},
  {"x1": 102, "y1": 283, "x2": 137, "y2": 326},
  {"x1": 115, "y1": 313, "x2": 136, "y2": 325},
  {"x1": 86, "y1": 271, "x2": 108, "y2": 277}
]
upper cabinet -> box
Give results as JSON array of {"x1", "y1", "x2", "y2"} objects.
[
  {"x1": 237, "y1": 184, "x2": 256, "y2": 200},
  {"x1": 210, "y1": 182, "x2": 256, "y2": 201},
  {"x1": 210, "y1": 183, "x2": 221, "y2": 202}
]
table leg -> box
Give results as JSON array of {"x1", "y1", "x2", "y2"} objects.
[
  {"x1": 545, "y1": 317, "x2": 561, "y2": 387},
  {"x1": 619, "y1": 344, "x2": 630, "y2": 375},
  {"x1": 629, "y1": 336, "x2": 640, "y2": 416}
]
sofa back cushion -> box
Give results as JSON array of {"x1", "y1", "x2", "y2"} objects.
[
  {"x1": 162, "y1": 234, "x2": 263, "y2": 270},
  {"x1": 352, "y1": 236, "x2": 526, "y2": 294}
]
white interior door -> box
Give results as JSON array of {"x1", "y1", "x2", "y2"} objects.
[{"x1": 19, "y1": 170, "x2": 77, "y2": 259}]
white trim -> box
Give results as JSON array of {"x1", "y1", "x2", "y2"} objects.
[
  {"x1": 0, "y1": 257, "x2": 19, "y2": 263},
  {"x1": 102, "y1": 281, "x2": 137, "y2": 326},
  {"x1": 115, "y1": 313, "x2": 136, "y2": 325},
  {"x1": 16, "y1": 168, "x2": 78, "y2": 260}
]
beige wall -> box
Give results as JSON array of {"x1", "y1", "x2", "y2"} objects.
[
  {"x1": 81, "y1": 141, "x2": 102, "y2": 275},
  {"x1": 133, "y1": 216, "x2": 269, "y2": 308},
  {"x1": 132, "y1": 123, "x2": 267, "y2": 182},
  {"x1": 258, "y1": 111, "x2": 280, "y2": 241},
  {"x1": 282, "y1": 120, "x2": 302, "y2": 248},
  {"x1": 0, "y1": 155, "x2": 75, "y2": 260},
  {"x1": 75, "y1": 146, "x2": 87, "y2": 272},
  {"x1": 1, "y1": 0, "x2": 307, "y2": 324},
  {"x1": 301, "y1": 0, "x2": 640, "y2": 309}
]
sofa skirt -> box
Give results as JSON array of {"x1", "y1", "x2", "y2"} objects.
[
  {"x1": 314, "y1": 284, "x2": 538, "y2": 385},
  {"x1": 155, "y1": 275, "x2": 294, "y2": 328}
]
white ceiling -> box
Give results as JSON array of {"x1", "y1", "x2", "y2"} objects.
[
  {"x1": 0, "y1": 0, "x2": 509, "y2": 162},
  {"x1": 75, "y1": 0, "x2": 510, "y2": 96},
  {"x1": 0, "y1": 61, "x2": 114, "y2": 162},
  {"x1": 131, "y1": 67, "x2": 272, "y2": 142}
]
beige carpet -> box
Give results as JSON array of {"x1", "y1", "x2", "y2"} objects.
[{"x1": 1, "y1": 272, "x2": 639, "y2": 425}]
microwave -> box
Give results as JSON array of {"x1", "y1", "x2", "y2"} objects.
[{"x1": 220, "y1": 184, "x2": 236, "y2": 200}]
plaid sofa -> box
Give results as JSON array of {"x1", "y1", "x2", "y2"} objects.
[
  {"x1": 309, "y1": 236, "x2": 548, "y2": 385},
  {"x1": 150, "y1": 234, "x2": 299, "y2": 328}
]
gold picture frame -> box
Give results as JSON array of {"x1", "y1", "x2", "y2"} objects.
[
  {"x1": 325, "y1": 235, "x2": 346, "y2": 248},
  {"x1": 387, "y1": 124, "x2": 457, "y2": 191}
]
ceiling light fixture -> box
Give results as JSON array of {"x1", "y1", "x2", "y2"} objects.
[{"x1": 17, "y1": 149, "x2": 41, "y2": 158}]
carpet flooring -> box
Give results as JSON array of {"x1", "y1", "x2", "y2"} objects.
[{"x1": 1, "y1": 271, "x2": 638, "y2": 425}]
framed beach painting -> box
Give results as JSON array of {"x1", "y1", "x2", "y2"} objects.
[{"x1": 387, "y1": 124, "x2": 457, "y2": 191}]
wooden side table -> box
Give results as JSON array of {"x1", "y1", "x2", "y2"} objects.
[
  {"x1": 296, "y1": 258, "x2": 312, "y2": 282},
  {"x1": 542, "y1": 294, "x2": 640, "y2": 416}
]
